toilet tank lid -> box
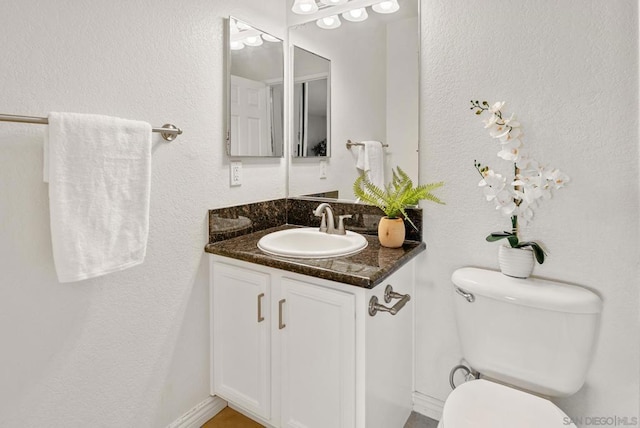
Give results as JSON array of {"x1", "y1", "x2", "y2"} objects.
[{"x1": 451, "y1": 267, "x2": 602, "y2": 314}]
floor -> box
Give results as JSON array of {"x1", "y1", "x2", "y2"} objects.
[
  {"x1": 202, "y1": 407, "x2": 439, "y2": 428},
  {"x1": 202, "y1": 407, "x2": 263, "y2": 428}
]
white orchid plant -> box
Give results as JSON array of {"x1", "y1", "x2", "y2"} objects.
[{"x1": 470, "y1": 100, "x2": 570, "y2": 264}]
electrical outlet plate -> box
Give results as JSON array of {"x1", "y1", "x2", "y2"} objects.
[{"x1": 230, "y1": 161, "x2": 242, "y2": 186}]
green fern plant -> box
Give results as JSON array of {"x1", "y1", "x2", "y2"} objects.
[{"x1": 353, "y1": 166, "x2": 444, "y2": 230}]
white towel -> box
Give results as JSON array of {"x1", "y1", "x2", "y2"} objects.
[
  {"x1": 44, "y1": 112, "x2": 152, "y2": 282},
  {"x1": 355, "y1": 140, "x2": 385, "y2": 189}
]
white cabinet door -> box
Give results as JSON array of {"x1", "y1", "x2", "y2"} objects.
[
  {"x1": 279, "y1": 277, "x2": 356, "y2": 428},
  {"x1": 212, "y1": 262, "x2": 271, "y2": 419}
]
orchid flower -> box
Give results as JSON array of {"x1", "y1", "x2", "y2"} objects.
[{"x1": 470, "y1": 100, "x2": 569, "y2": 264}]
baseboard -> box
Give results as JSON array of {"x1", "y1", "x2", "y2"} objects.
[
  {"x1": 412, "y1": 391, "x2": 444, "y2": 422},
  {"x1": 168, "y1": 395, "x2": 227, "y2": 428}
]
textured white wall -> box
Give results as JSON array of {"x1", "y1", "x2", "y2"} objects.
[
  {"x1": 418, "y1": 0, "x2": 639, "y2": 420},
  {"x1": 386, "y1": 16, "x2": 419, "y2": 183},
  {"x1": 0, "y1": 0, "x2": 285, "y2": 426}
]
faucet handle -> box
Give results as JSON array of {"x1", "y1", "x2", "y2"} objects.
[
  {"x1": 319, "y1": 212, "x2": 328, "y2": 233},
  {"x1": 337, "y1": 215, "x2": 353, "y2": 234}
]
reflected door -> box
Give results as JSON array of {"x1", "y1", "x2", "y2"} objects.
[
  {"x1": 230, "y1": 75, "x2": 271, "y2": 156},
  {"x1": 294, "y1": 78, "x2": 328, "y2": 157}
]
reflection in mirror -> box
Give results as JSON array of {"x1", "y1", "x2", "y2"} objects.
[
  {"x1": 293, "y1": 47, "x2": 331, "y2": 157},
  {"x1": 227, "y1": 17, "x2": 284, "y2": 157},
  {"x1": 288, "y1": 0, "x2": 419, "y2": 200}
]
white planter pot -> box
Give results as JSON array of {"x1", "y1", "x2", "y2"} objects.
[{"x1": 498, "y1": 245, "x2": 534, "y2": 279}]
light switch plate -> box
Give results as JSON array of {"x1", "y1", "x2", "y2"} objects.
[
  {"x1": 320, "y1": 160, "x2": 327, "y2": 179},
  {"x1": 230, "y1": 161, "x2": 242, "y2": 186}
]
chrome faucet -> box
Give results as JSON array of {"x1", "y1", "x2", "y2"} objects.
[
  {"x1": 313, "y1": 203, "x2": 351, "y2": 235},
  {"x1": 313, "y1": 203, "x2": 336, "y2": 234}
]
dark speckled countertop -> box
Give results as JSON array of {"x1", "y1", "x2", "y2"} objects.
[{"x1": 205, "y1": 224, "x2": 425, "y2": 289}]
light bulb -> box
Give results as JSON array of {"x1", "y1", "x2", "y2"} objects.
[
  {"x1": 372, "y1": 0, "x2": 400, "y2": 14},
  {"x1": 316, "y1": 15, "x2": 341, "y2": 29},
  {"x1": 319, "y1": 0, "x2": 348, "y2": 5},
  {"x1": 342, "y1": 8, "x2": 368, "y2": 22},
  {"x1": 292, "y1": 0, "x2": 319, "y2": 14},
  {"x1": 235, "y1": 21, "x2": 252, "y2": 31},
  {"x1": 244, "y1": 35, "x2": 263, "y2": 46},
  {"x1": 230, "y1": 40, "x2": 245, "y2": 50}
]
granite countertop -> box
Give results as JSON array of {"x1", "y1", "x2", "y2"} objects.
[{"x1": 205, "y1": 225, "x2": 426, "y2": 289}]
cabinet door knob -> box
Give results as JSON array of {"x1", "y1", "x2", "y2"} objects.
[
  {"x1": 278, "y1": 299, "x2": 286, "y2": 330},
  {"x1": 257, "y1": 293, "x2": 265, "y2": 323}
]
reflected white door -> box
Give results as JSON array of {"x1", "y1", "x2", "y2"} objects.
[{"x1": 230, "y1": 75, "x2": 271, "y2": 156}]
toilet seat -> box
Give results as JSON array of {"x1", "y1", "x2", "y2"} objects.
[{"x1": 439, "y1": 379, "x2": 576, "y2": 428}]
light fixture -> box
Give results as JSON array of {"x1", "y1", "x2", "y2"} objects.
[
  {"x1": 372, "y1": 0, "x2": 399, "y2": 14},
  {"x1": 316, "y1": 15, "x2": 342, "y2": 29},
  {"x1": 342, "y1": 7, "x2": 368, "y2": 22},
  {"x1": 230, "y1": 19, "x2": 240, "y2": 34},
  {"x1": 235, "y1": 21, "x2": 253, "y2": 31},
  {"x1": 262, "y1": 34, "x2": 280, "y2": 42},
  {"x1": 319, "y1": 0, "x2": 348, "y2": 5},
  {"x1": 230, "y1": 40, "x2": 245, "y2": 50},
  {"x1": 243, "y1": 34, "x2": 264, "y2": 47},
  {"x1": 292, "y1": 0, "x2": 319, "y2": 14}
]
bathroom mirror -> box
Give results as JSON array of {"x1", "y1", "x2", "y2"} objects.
[
  {"x1": 293, "y1": 47, "x2": 331, "y2": 157},
  {"x1": 287, "y1": 0, "x2": 419, "y2": 199},
  {"x1": 227, "y1": 17, "x2": 284, "y2": 157}
]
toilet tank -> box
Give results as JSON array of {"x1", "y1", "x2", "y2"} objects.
[{"x1": 451, "y1": 267, "x2": 602, "y2": 397}]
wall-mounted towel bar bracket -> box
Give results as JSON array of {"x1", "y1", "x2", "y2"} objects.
[
  {"x1": 0, "y1": 114, "x2": 183, "y2": 142},
  {"x1": 158, "y1": 124, "x2": 181, "y2": 141}
]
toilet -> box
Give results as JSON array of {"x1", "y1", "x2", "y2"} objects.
[{"x1": 438, "y1": 267, "x2": 602, "y2": 427}]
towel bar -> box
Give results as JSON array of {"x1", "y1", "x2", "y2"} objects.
[
  {"x1": 0, "y1": 113, "x2": 182, "y2": 141},
  {"x1": 346, "y1": 139, "x2": 389, "y2": 149},
  {"x1": 368, "y1": 285, "x2": 411, "y2": 316}
]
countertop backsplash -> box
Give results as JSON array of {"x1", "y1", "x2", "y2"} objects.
[{"x1": 208, "y1": 196, "x2": 423, "y2": 244}]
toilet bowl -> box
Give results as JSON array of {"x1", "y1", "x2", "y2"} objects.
[
  {"x1": 437, "y1": 379, "x2": 576, "y2": 428},
  {"x1": 442, "y1": 267, "x2": 602, "y2": 428}
]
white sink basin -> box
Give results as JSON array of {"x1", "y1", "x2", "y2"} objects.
[{"x1": 257, "y1": 228, "x2": 368, "y2": 259}]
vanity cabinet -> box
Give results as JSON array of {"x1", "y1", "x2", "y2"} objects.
[
  {"x1": 212, "y1": 262, "x2": 271, "y2": 419},
  {"x1": 279, "y1": 277, "x2": 356, "y2": 427},
  {"x1": 210, "y1": 255, "x2": 415, "y2": 428}
]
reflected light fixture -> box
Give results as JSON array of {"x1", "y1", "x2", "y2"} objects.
[
  {"x1": 319, "y1": 0, "x2": 348, "y2": 5},
  {"x1": 316, "y1": 15, "x2": 342, "y2": 29},
  {"x1": 262, "y1": 33, "x2": 280, "y2": 42},
  {"x1": 292, "y1": 0, "x2": 319, "y2": 14},
  {"x1": 230, "y1": 40, "x2": 245, "y2": 50},
  {"x1": 235, "y1": 21, "x2": 252, "y2": 31},
  {"x1": 230, "y1": 19, "x2": 240, "y2": 34},
  {"x1": 342, "y1": 7, "x2": 368, "y2": 22},
  {"x1": 244, "y1": 34, "x2": 264, "y2": 46},
  {"x1": 372, "y1": 0, "x2": 400, "y2": 14}
]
